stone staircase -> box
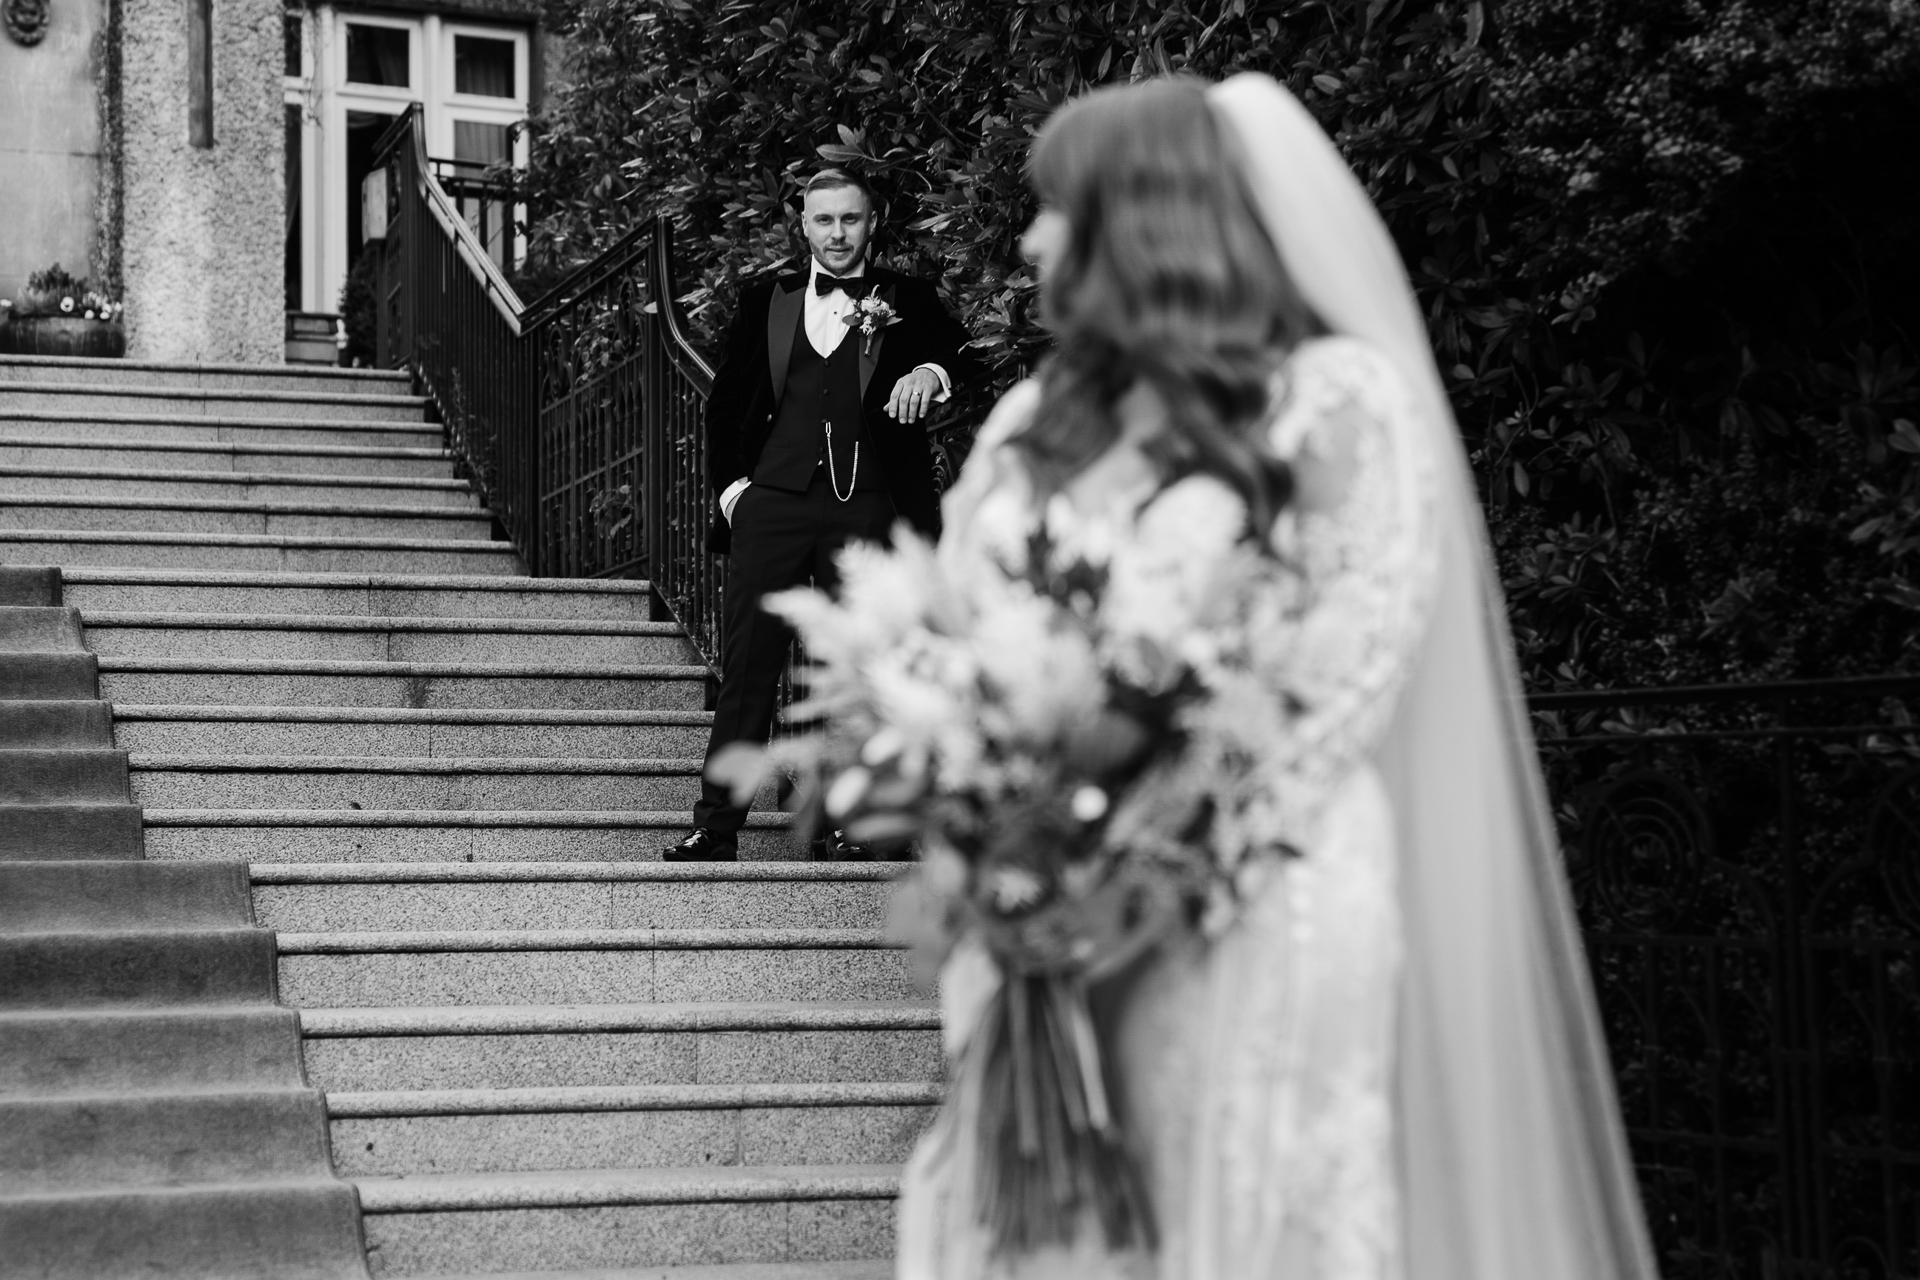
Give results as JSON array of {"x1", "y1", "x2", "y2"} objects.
[{"x1": 0, "y1": 355, "x2": 938, "y2": 1279}]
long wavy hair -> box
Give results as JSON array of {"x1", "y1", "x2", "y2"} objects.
[{"x1": 1018, "y1": 78, "x2": 1320, "y2": 529}]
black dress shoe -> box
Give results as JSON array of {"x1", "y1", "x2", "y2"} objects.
[
  {"x1": 662, "y1": 828, "x2": 737, "y2": 862},
  {"x1": 810, "y1": 828, "x2": 874, "y2": 861}
]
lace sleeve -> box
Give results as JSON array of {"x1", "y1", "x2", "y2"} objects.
[
  {"x1": 938, "y1": 378, "x2": 1041, "y2": 567},
  {"x1": 1252, "y1": 336, "x2": 1441, "y2": 852}
]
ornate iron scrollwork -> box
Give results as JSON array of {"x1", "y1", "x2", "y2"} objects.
[
  {"x1": 1865, "y1": 763, "x2": 1920, "y2": 929},
  {"x1": 1573, "y1": 769, "x2": 1714, "y2": 927},
  {"x1": 3, "y1": 0, "x2": 50, "y2": 45}
]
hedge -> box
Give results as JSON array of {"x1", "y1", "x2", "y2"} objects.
[{"x1": 517, "y1": 0, "x2": 1920, "y2": 695}]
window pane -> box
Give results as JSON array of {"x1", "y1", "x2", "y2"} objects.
[
  {"x1": 284, "y1": 11, "x2": 301, "y2": 76},
  {"x1": 453, "y1": 120, "x2": 513, "y2": 166},
  {"x1": 454, "y1": 36, "x2": 516, "y2": 99},
  {"x1": 345, "y1": 24, "x2": 409, "y2": 88}
]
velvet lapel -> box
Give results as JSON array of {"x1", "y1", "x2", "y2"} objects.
[
  {"x1": 766, "y1": 279, "x2": 805, "y2": 401},
  {"x1": 858, "y1": 280, "x2": 896, "y2": 401}
]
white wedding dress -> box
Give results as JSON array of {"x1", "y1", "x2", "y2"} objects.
[{"x1": 897, "y1": 334, "x2": 1439, "y2": 1280}]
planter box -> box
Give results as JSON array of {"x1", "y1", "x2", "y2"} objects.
[{"x1": 3, "y1": 316, "x2": 127, "y2": 358}]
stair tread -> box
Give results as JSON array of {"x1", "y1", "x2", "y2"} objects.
[
  {"x1": 0, "y1": 462, "x2": 468, "y2": 489},
  {"x1": 3, "y1": 528, "x2": 513, "y2": 551},
  {"x1": 86, "y1": 611, "x2": 679, "y2": 634},
  {"x1": 0, "y1": 354, "x2": 409, "y2": 382},
  {"x1": 113, "y1": 705, "x2": 710, "y2": 724},
  {"x1": 412, "y1": 1261, "x2": 889, "y2": 1280},
  {"x1": 64, "y1": 566, "x2": 651, "y2": 591},
  {"x1": 252, "y1": 862, "x2": 900, "y2": 883},
  {"x1": 100, "y1": 656, "x2": 706, "y2": 676},
  {"x1": 3, "y1": 495, "x2": 486, "y2": 518},
  {"x1": 299, "y1": 1000, "x2": 937, "y2": 1037},
  {"x1": 143, "y1": 809, "x2": 785, "y2": 827},
  {"x1": 275, "y1": 929, "x2": 895, "y2": 953},
  {"x1": 350, "y1": 1162, "x2": 902, "y2": 1212},
  {"x1": 0, "y1": 434, "x2": 439, "y2": 457},
  {"x1": 0, "y1": 1172, "x2": 358, "y2": 1205},
  {"x1": 130, "y1": 754, "x2": 703, "y2": 772},
  {"x1": 325, "y1": 1081, "x2": 941, "y2": 1116},
  {"x1": 0, "y1": 382, "x2": 427, "y2": 408},
  {"x1": 0, "y1": 409, "x2": 437, "y2": 431}
]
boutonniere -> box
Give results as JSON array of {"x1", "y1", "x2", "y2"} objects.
[{"x1": 843, "y1": 293, "x2": 902, "y2": 355}]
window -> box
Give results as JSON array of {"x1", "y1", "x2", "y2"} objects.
[
  {"x1": 284, "y1": 10, "x2": 302, "y2": 76},
  {"x1": 345, "y1": 23, "x2": 409, "y2": 88},
  {"x1": 454, "y1": 35, "x2": 516, "y2": 99},
  {"x1": 453, "y1": 120, "x2": 513, "y2": 167}
]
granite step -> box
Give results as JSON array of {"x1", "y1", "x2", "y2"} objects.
[
  {"x1": 64, "y1": 568, "x2": 653, "y2": 620},
  {"x1": 0, "y1": 602, "x2": 85, "y2": 649},
  {"x1": 0, "y1": 494, "x2": 493, "y2": 539},
  {"x1": 0, "y1": 1005, "x2": 307, "y2": 1095},
  {"x1": 128, "y1": 754, "x2": 711, "y2": 811},
  {"x1": 0, "y1": 650, "x2": 98, "y2": 698},
  {"x1": 0, "y1": 353, "x2": 412, "y2": 395},
  {"x1": 0, "y1": 747, "x2": 132, "y2": 803},
  {"x1": 0, "y1": 436, "x2": 448, "y2": 476},
  {"x1": 141, "y1": 809, "x2": 792, "y2": 864},
  {"x1": 0, "y1": 464, "x2": 479, "y2": 507},
  {"x1": 110, "y1": 705, "x2": 712, "y2": 760},
  {"x1": 274, "y1": 929, "x2": 914, "y2": 1008},
  {"x1": 352, "y1": 1164, "x2": 898, "y2": 1278},
  {"x1": 0, "y1": 1177, "x2": 369, "y2": 1280},
  {"x1": 0, "y1": 529, "x2": 522, "y2": 575},
  {"x1": 0, "y1": 927, "x2": 278, "y2": 1008},
  {"x1": 0, "y1": 409, "x2": 442, "y2": 448},
  {"x1": 0, "y1": 383, "x2": 429, "y2": 421},
  {"x1": 85, "y1": 612, "x2": 693, "y2": 665},
  {"x1": 0, "y1": 860, "x2": 252, "y2": 929},
  {"x1": 0, "y1": 699, "x2": 116, "y2": 747},
  {"x1": 250, "y1": 863, "x2": 897, "y2": 934},
  {"x1": 0, "y1": 1087, "x2": 334, "y2": 1192},
  {"x1": 298, "y1": 1001, "x2": 941, "y2": 1093},
  {"x1": 0, "y1": 802, "x2": 147, "y2": 860},
  {"x1": 99, "y1": 658, "x2": 708, "y2": 710},
  {"x1": 415, "y1": 1262, "x2": 889, "y2": 1280},
  {"x1": 327, "y1": 1081, "x2": 938, "y2": 1178}
]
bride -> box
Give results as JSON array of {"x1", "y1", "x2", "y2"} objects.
[{"x1": 894, "y1": 74, "x2": 1657, "y2": 1280}]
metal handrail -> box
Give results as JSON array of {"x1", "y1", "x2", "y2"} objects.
[{"x1": 649, "y1": 220, "x2": 716, "y2": 390}]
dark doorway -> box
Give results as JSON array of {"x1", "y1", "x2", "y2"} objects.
[{"x1": 345, "y1": 109, "x2": 399, "y2": 271}]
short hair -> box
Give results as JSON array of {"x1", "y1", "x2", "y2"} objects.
[{"x1": 801, "y1": 167, "x2": 876, "y2": 212}]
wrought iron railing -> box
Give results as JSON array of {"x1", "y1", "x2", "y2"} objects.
[
  {"x1": 370, "y1": 110, "x2": 726, "y2": 668},
  {"x1": 372, "y1": 107, "x2": 536, "y2": 559},
  {"x1": 1530, "y1": 675, "x2": 1920, "y2": 1280}
]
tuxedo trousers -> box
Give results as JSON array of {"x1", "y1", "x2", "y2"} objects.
[{"x1": 692, "y1": 470, "x2": 896, "y2": 838}]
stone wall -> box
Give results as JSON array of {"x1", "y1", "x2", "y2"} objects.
[
  {"x1": 0, "y1": 0, "x2": 110, "y2": 303},
  {"x1": 120, "y1": 0, "x2": 284, "y2": 364}
]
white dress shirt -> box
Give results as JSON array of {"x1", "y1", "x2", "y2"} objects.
[{"x1": 721, "y1": 259, "x2": 951, "y2": 522}]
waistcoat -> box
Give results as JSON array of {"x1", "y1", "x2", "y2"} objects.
[{"x1": 752, "y1": 305, "x2": 875, "y2": 492}]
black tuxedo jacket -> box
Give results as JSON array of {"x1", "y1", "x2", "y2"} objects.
[{"x1": 703, "y1": 266, "x2": 979, "y2": 555}]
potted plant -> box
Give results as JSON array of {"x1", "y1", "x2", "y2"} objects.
[{"x1": 1, "y1": 265, "x2": 126, "y2": 358}]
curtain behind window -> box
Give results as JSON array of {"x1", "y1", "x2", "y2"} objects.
[
  {"x1": 345, "y1": 24, "x2": 409, "y2": 88},
  {"x1": 454, "y1": 36, "x2": 515, "y2": 98}
]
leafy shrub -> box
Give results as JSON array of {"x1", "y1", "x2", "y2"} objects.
[
  {"x1": 519, "y1": 0, "x2": 1920, "y2": 693},
  {"x1": 339, "y1": 248, "x2": 379, "y2": 368}
]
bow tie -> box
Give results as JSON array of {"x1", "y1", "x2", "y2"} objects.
[{"x1": 814, "y1": 275, "x2": 876, "y2": 299}]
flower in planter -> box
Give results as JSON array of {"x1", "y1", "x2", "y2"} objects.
[{"x1": 59, "y1": 297, "x2": 73, "y2": 314}]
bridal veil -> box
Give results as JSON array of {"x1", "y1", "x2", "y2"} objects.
[{"x1": 1206, "y1": 74, "x2": 1658, "y2": 1280}]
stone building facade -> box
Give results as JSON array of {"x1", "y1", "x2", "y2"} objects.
[{"x1": 0, "y1": 0, "x2": 545, "y2": 365}]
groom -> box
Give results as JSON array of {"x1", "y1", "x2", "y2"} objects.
[{"x1": 663, "y1": 168, "x2": 978, "y2": 861}]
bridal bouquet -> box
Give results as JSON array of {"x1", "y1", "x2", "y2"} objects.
[{"x1": 716, "y1": 472, "x2": 1307, "y2": 1254}]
